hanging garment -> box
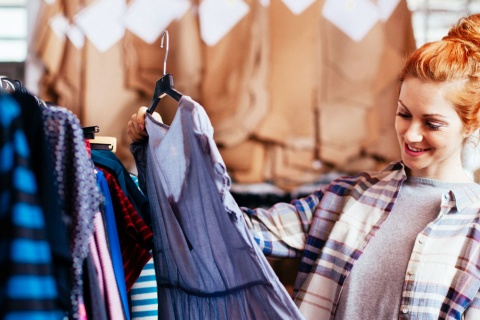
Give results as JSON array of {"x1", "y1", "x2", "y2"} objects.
[
  {"x1": 130, "y1": 257, "x2": 158, "y2": 320},
  {"x1": 97, "y1": 167, "x2": 153, "y2": 291},
  {"x1": 132, "y1": 96, "x2": 304, "y2": 320},
  {"x1": 42, "y1": 103, "x2": 103, "y2": 318},
  {"x1": 92, "y1": 149, "x2": 151, "y2": 227},
  {"x1": 95, "y1": 169, "x2": 130, "y2": 318},
  {"x1": 10, "y1": 90, "x2": 72, "y2": 313},
  {"x1": 89, "y1": 210, "x2": 126, "y2": 320},
  {"x1": 0, "y1": 93, "x2": 64, "y2": 319},
  {"x1": 129, "y1": 175, "x2": 159, "y2": 320}
]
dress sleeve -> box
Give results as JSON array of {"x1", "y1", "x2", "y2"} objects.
[{"x1": 241, "y1": 188, "x2": 326, "y2": 258}]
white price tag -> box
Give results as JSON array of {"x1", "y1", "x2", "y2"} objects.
[
  {"x1": 322, "y1": 0, "x2": 379, "y2": 42},
  {"x1": 378, "y1": 0, "x2": 401, "y2": 21},
  {"x1": 49, "y1": 14, "x2": 69, "y2": 39},
  {"x1": 199, "y1": 0, "x2": 250, "y2": 47},
  {"x1": 74, "y1": 0, "x2": 126, "y2": 52},
  {"x1": 281, "y1": 0, "x2": 316, "y2": 15},
  {"x1": 67, "y1": 24, "x2": 85, "y2": 49},
  {"x1": 125, "y1": 0, "x2": 190, "y2": 44}
]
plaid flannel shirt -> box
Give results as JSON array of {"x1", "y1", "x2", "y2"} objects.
[{"x1": 242, "y1": 161, "x2": 480, "y2": 319}]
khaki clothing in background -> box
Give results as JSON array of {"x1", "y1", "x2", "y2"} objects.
[{"x1": 34, "y1": 0, "x2": 415, "y2": 190}]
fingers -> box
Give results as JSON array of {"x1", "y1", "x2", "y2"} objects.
[
  {"x1": 135, "y1": 106, "x2": 148, "y2": 131},
  {"x1": 127, "y1": 106, "x2": 148, "y2": 143},
  {"x1": 127, "y1": 106, "x2": 163, "y2": 143}
]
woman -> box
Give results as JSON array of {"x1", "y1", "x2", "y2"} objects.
[{"x1": 128, "y1": 14, "x2": 480, "y2": 319}]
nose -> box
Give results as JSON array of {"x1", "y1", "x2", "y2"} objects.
[{"x1": 403, "y1": 123, "x2": 423, "y2": 143}]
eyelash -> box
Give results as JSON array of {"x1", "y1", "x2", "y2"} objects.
[{"x1": 396, "y1": 112, "x2": 442, "y2": 131}]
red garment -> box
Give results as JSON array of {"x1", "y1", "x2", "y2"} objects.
[{"x1": 98, "y1": 167, "x2": 153, "y2": 291}]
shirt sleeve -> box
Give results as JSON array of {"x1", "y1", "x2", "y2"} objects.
[
  {"x1": 241, "y1": 188, "x2": 326, "y2": 258},
  {"x1": 465, "y1": 290, "x2": 480, "y2": 319}
]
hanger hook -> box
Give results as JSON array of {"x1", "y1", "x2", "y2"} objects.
[{"x1": 160, "y1": 30, "x2": 169, "y2": 76}]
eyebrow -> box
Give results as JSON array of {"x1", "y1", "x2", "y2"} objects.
[{"x1": 397, "y1": 99, "x2": 448, "y2": 119}]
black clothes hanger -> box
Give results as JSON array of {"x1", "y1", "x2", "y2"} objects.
[
  {"x1": 82, "y1": 126, "x2": 99, "y2": 139},
  {"x1": 147, "y1": 30, "x2": 183, "y2": 114}
]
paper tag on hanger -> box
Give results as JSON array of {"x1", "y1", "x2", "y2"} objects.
[
  {"x1": 199, "y1": 0, "x2": 250, "y2": 47},
  {"x1": 125, "y1": 0, "x2": 190, "y2": 44},
  {"x1": 322, "y1": 0, "x2": 379, "y2": 42},
  {"x1": 74, "y1": 0, "x2": 126, "y2": 52},
  {"x1": 378, "y1": 0, "x2": 400, "y2": 21},
  {"x1": 67, "y1": 24, "x2": 85, "y2": 49},
  {"x1": 49, "y1": 14, "x2": 69, "y2": 39},
  {"x1": 281, "y1": 0, "x2": 316, "y2": 15}
]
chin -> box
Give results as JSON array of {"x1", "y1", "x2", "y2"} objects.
[{"x1": 401, "y1": 157, "x2": 424, "y2": 173}]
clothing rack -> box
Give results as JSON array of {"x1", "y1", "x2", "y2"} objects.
[{"x1": 0, "y1": 82, "x2": 155, "y2": 320}]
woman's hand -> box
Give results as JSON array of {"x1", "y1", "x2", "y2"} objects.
[{"x1": 127, "y1": 106, "x2": 162, "y2": 143}]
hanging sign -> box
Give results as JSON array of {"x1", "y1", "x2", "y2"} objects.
[
  {"x1": 74, "y1": 0, "x2": 126, "y2": 52},
  {"x1": 322, "y1": 0, "x2": 380, "y2": 42},
  {"x1": 66, "y1": 24, "x2": 85, "y2": 49},
  {"x1": 281, "y1": 0, "x2": 316, "y2": 15},
  {"x1": 199, "y1": 0, "x2": 250, "y2": 47},
  {"x1": 49, "y1": 14, "x2": 69, "y2": 39},
  {"x1": 125, "y1": 0, "x2": 190, "y2": 44},
  {"x1": 378, "y1": 0, "x2": 401, "y2": 21}
]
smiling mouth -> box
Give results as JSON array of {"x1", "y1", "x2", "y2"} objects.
[
  {"x1": 404, "y1": 143, "x2": 431, "y2": 156},
  {"x1": 407, "y1": 144, "x2": 426, "y2": 152}
]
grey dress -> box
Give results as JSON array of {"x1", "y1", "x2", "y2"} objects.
[{"x1": 134, "y1": 96, "x2": 304, "y2": 320}]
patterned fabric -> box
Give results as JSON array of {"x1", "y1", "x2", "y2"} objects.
[
  {"x1": 133, "y1": 96, "x2": 304, "y2": 319},
  {"x1": 97, "y1": 168, "x2": 153, "y2": 292},
  {"x1": 0, "y1": 94, "x2": 64, "y2": 319},
  {"x1": 129, "y1": 174, "x2": 158, "y2": 320},
  {"x1": 89, "y1": 211, "x2": 126, "y2": 320},
  {"x1": 242, "y1": 161, "x2": 480, "y2": 319},
  {"x1": 91, "y1": 150, "x2": 151, "y2": 227},
  {"x1": 130, "y1": 258, "x2": 158, "y2": 320},
  {"x1": 95, "y1": 169, "x2": 129, "y2": 319},
  {"x1": 42, "y1": 104, "x2": 103, "y2": 319}
]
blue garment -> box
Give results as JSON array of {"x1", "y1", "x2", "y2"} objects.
[
  {"x1": 92, "y1": 150, "x2": 151, "y2": 227},
  {"x1": 130, "y1": 258, "x2": 158, "y2": 319},
  {"x1": 0, "y1": 93, "x2": 64, "y2": 319},
  {"x1": 11, "y1": 89, "x2": 72, "y2": 313},
  {"x1": 96, "y1": 169, "x2": 130, "y2": 320},
  {"x1": 129, "y1": 174, "x2": 158, "y2": 320},
  {"x1": 133, "y1": 96, "x2": 303, "y2": 319}
]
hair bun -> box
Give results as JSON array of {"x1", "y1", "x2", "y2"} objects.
[{"x1": 444, "y1": 14, "x2": 480, "y2": 53}]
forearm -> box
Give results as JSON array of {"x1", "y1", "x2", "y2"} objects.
[{"x1": 241, "y1": 190, "x2": 324, "y2": 258}]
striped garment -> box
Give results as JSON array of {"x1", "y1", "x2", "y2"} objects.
[
  {"x1": 242, "y1": 161, "x2": 480, "y2": 320},
  {"x1": 129, "y1": 174, "x2": 158, "y2": 320},
  {"x1": 0, "y1": 94, "x2": 64, "y2": 319},
  {"x1": 130, "y1": 257, "x2": 158, "y2": 320}
]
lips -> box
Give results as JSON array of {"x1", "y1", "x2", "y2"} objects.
[{"x1": 404, "y1": 143, "x2": 429, "y2": 156}]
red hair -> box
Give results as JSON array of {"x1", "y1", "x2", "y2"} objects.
[{"x1": 400, "y1": 14, "x2": 480, "y2": 131}]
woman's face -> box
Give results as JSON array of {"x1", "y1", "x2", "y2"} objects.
[{"x1": 395, "y1": 77, "x2": 471, "y2": 182}]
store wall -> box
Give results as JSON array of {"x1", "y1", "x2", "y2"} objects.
[{"x1": 31, "y1": 0, "x2": 415, "y2": 190}]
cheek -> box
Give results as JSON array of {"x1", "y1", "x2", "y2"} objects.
[{"x1": 395, "y1": 119, "x2": 405, "y2": 136}]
